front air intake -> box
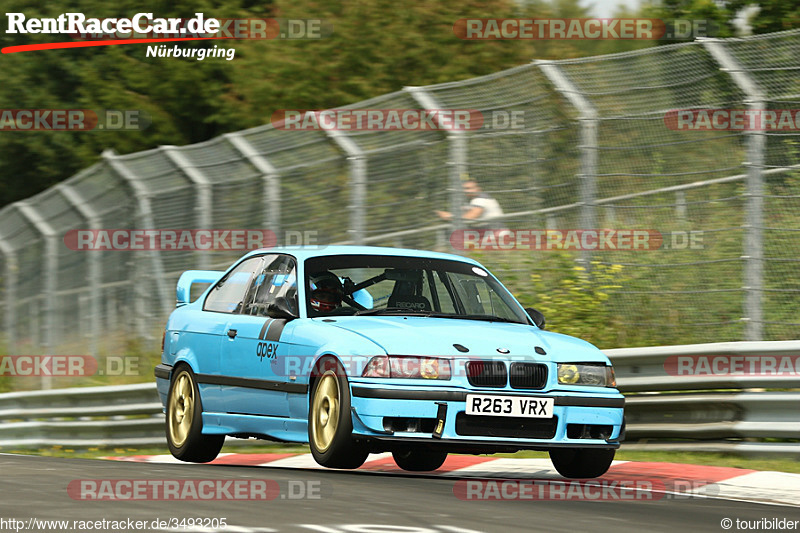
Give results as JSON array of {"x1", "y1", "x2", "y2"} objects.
[
  {"x1": 465, "y1": 360, "x2": 507, "y2": 388},
  {"x1": 509, "y1": 362, "x2": 548, "y2": 390}
]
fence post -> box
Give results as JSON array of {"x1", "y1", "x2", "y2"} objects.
[
  {"x1": 537, "y1": 60, "x2": 599, "y2": 266},
  {"x1": 0, "y1": 234, "x2": 17, "y2": 354},
  {"x1": 57, "y1": 182, "x2": 101, "y2": 357},
  {"x1": 102, "y1": 150, "x2": 172, "y2": 338},
  {"x1": 162, "y1": 147, "x2": 213, "y2": 269},
  {"x1": 405, "y1": 86, "x2": 467, "y2": 250},
  {"x1": 224, "y1": 132, "x2": 281, "y2": 242},
  {"x1": 702, "y1": 38, "x2": 765, "y2": 341},
  {"x1": 14, "y1": 202, "x2": 58, "y2": 389},
  {"x1": 325, "y1": 129, "x2": 366, "y2": 245}
]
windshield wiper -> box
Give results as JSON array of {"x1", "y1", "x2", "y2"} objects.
[
  {"x1": 355, "y1": 306, "x2": 432, "y2": 316},
  {"x1": 428, "y1": 313, "x2": 521, "y2": 324}
]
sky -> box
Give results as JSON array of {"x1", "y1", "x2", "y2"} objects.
[{"x1": 587, "y1": 0, "x2": 642, "y2": 18}]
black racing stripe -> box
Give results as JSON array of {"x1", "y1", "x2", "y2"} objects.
[
  {"x1": 196, "y1": 373, "x2": 307, "y2": 394},
  {"x1": 556, "y1": 396, "x2": 625, "y2": 408},
  {"x1": 264, "y1": 319, "x2": 286, "y2": 342},
  {"x1": 352, "y1": 388, "x2": 466, "y2": 402},
  {"x1": 350, "y1": 387, "x2": 625, "y2": 408},
  {"x1": 258, "y1": 319, "x2": 273, "y2": 340}
]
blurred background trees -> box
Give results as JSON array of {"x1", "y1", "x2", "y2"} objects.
[{"x1": 0, "y1": 0, "x2": 782, "y2": 206}]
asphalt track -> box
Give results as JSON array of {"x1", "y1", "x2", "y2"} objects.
[{"x1": 3, "y1": 453, "x2": 800, "y2": 533}]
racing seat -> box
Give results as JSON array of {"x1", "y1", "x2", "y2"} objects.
[{"x1": 386, "y1": 276, "x2": 431, "y2": 312}]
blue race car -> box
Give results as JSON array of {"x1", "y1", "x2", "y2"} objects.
[{"x1": 155, "y1": 246, "x2": 624, "y2": 477}]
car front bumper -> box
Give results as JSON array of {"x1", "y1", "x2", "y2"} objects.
[{"x1": 348, "y1": 383, "x2": 624, "y2": 451}]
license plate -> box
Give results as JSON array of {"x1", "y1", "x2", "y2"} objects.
[{"x1": 465, "y1": 394, "x2": 554, "y2": 418}]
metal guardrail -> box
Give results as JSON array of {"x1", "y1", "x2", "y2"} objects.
[
  {"x1": 0, "y1": 341, "x2": 797, "y2": 454},
  {"x1": 608, "y1": 341, "x2": 800, "y2": 392},
  {"x1": 0, "y1": 383, "x2": 164, "y2": 447},
  {"x1": 607, "y1": 341, "x2": 800, "y2": 455}
]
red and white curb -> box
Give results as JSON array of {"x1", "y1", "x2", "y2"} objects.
[{"x1": 107, "y1": 452, "x2": 800, "y2": 507}]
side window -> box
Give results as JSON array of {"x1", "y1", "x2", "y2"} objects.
[
  {"x1": 242, "y1": 254, "x2": 298, "y2": 316},
  {"x1": 454, "y1": 277, "x2": 485, "y2": 314},
  {"x1": 449, "y1": 273, "x2": 514, "y2": 318},
  {"x1": 203, "y1": 257, "x2": 263, "y2": 313}
]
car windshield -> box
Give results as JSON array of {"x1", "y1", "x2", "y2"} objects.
[{"x1": 304, "y1": 254, "x2": 530, "y2": 324}]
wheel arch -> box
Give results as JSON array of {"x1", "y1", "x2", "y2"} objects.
[{"x1": 308, "y1": 353, "x2": 346, "y2": 403}]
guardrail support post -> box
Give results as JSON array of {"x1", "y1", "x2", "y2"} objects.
[
  {"x1": 57, "y1": 182, "x2": 102, "y2": 357},
  {"x1": 324, "y1": 128, "x2": 366, "y2": 245},
  {"x1": 103, "y1": 150, "x2": 172, "y2": 337},
  {"x1": 702, "y1": 39, "x2": 765, "y2": 341},
  {"x1": 406, "y1": 86, "x2": 468, "y2": 252},
  {"x1": 14, "y1": 202, "x2": 58, "y2": 389},
  {"x1": 224, "y1": 133, "x2": 281, "y2": 242},
  {"x1": 537, "y1": 60, "x2": 599, "y2": 267},
  {"x1": 0, "y1": 235, "x2": 17, "y2": 354},
  {"x1": 162, "y1": 147, "x2": 213, "y2": 269}
]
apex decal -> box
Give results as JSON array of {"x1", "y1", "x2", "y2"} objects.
[{"x1": 256, "y1": 341, "x2": 278, "y2": 361}]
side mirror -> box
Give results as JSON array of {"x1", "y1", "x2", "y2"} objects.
[
  {"x1": 267, "y1": 296, "x2": 298, "y2": 320},
  {"x1": 525, "y1": 307, "x2": 546, "y2": 330}
]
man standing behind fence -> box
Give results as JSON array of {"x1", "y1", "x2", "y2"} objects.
[{"x1": 436, "y1": 180, "x2": 505, "y2": 230}]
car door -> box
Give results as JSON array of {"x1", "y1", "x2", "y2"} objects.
[
  {"x1": 195, "y1": 255, "x2": 265, "y2": 412},
  {"x1": 221, "y1": 254, "x2": 298, "y2": 418}
]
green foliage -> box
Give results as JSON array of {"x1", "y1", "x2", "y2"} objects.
[
  {"x1": 725, "y1": 0, "x2": 800, "y2": 34},
  {"x1": 0, "y1": 0, "x2": 655, "y2": 206},
  {"x1": 469, "y1": 250, "x2": 642, "y2": 349},
  {"x1": 527, "y1": 257, "x2": 628, "y2": 347}
]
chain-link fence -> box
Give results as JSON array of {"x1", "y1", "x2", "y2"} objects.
[{"x1": 1, "y1": 30, "x2": 799, "y2": 365}]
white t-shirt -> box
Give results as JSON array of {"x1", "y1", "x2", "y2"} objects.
[{"x1": 465, "y1": 194, "x2": 504, "y2": 228}]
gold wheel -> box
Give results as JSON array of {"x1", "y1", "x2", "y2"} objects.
[
  {"x1": 168, "y1": 370, "x2": 195, "y2": 447},
  {"x1": 311, "y1": 371, "x2": 340, "y2": 453}
]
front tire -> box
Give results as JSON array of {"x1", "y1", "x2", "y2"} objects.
[
  {"x1": 309, "y1": 366, "x2": 368, "y2": 469},
  {"x1": 392, "y1": 448, "x2": 447, "y2": 471},
  {"x1": 549, "y1": 447, "x2": 615, "y2": 479},
  {"x1": 166, "y1": 366, "x2": 224, "y2": 463}
]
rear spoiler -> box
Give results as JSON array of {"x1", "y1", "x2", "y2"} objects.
[{"x1": 176, "y1": 270, "x2": 224, "y2": 307}]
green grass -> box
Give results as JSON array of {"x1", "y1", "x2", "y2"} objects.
[{"x1": 6, "y1": 444, "x2": 800, "y2": 474}]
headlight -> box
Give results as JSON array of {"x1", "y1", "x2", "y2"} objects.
[
  {"x1": 362, "y1": 355, "x2": 451, "y2": 380},
  {"x1": 557, "y1": 363, "x2": 616, "y2": 387}
]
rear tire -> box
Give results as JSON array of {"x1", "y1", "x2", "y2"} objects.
[
  {"x1": 166, "y1": 366, "x2": 224, "y2": 463},
  {"x1": 392, "y1": 448, "x2": 448, "y2": 471},
  {"x1": 549, "y1": 447, "x2": 615, "y2": 479},
  {"x1": 308, "y1": 365, "x2": 368, "y2": 469}
]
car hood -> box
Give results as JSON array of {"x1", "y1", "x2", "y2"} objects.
[{"x1": 325, "y1": 316, "x2": 608, "y2": 363}]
